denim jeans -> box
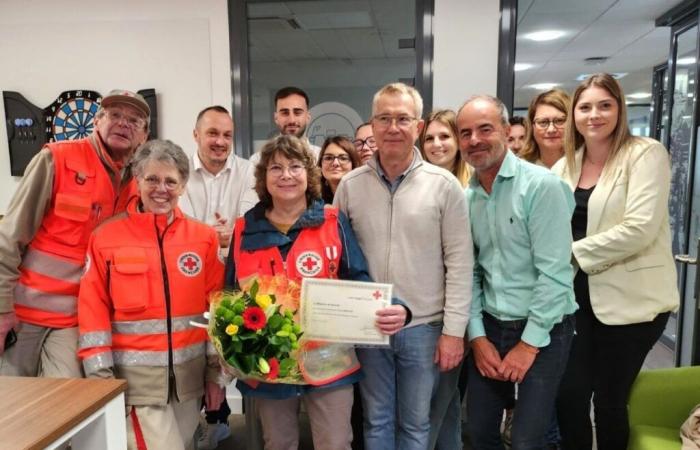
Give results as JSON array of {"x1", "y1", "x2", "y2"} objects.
[
  {"x1": 467, "y1": 314, "x2": 574, "y2": 450},
  {"x1": 429, "y1": 362, "x2": 463, "y2": 450},
  {"x1": 357, "y1": 322, "x2": 442, "y2": 450}
]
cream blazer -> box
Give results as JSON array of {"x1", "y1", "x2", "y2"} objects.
[{"x1": 551, "y1": 137, "x2": 679, "y2": 325}]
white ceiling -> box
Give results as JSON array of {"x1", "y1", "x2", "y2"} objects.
[
  {"x1": 243, "y1": 0, "x2": 687, "y2": 112},
  {"x1": 514, "y1": 0, "x2": 686, "y2": 108}
]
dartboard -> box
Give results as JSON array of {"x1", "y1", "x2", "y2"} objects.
[{"x1": 45, "y1": 90, "x2": 102, "y2": 142}]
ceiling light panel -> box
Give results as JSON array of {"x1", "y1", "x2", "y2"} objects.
[{"x1": 523, "y1": 30, "x2": 566, "y2": 41}]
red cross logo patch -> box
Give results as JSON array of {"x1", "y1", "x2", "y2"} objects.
[
  {"x1": 178, "y1": 252, "x2": 202, "y2": 277},
  {"x1": 296, "y1": 251, "x2": 323, "y2": 277}
]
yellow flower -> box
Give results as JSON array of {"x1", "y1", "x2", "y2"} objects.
[
  {"x1": 225, "y1": 324, "x2": 239, "y2": 336},
  {"x1": 255, "y1": 294, "x2": 273, "y2": 310}
]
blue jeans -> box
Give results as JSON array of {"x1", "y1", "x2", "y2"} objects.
[
  {"x1": 357, "y1": 322, "x2": 442, "y2": 450},
  {"x1": 429, "y1": 362, "x2": 463, "y2": 450},
  {"x1": 467, "y1": 314, "x2": 574, "y2": 450}
]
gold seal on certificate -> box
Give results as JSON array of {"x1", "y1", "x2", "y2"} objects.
[{"x1": 300, "y1": 278, "x2": 392, "y2": 346}]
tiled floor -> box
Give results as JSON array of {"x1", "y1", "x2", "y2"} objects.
[{"x1": 213, "y1": 341, "x2": 675, "y2": 450}]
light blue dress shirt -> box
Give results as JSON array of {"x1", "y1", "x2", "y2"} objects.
[{"x1": 467, "y1": 150, "x2": 577, "y2": 347}]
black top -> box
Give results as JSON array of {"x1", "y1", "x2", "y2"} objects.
[{"x1": 572, "y1": 185, "x2": 595, "y2": 311}]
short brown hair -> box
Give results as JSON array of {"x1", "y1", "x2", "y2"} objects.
[
  {"x1": 254, "y1": 135, "x2": 322, "y2": 208},
  {"x1": 519, "y1": 89, "x2": 570, "y2": 163}
]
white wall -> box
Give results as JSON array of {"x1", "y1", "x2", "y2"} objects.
[
  {"x1": 0, "y1": 0, "x2": 502, "y2": 214},
  {"x1": 433, "y1": 0, "x2": 500, "y2": 111},
  {"x1": 0, "y1": 0, "x2": 231, "y2": 214}
]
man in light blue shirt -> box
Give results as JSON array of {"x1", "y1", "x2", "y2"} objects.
[{"x1": 457, "y1": 95, "x2": 577, "y2": 450}]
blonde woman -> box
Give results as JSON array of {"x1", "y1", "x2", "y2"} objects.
[
  {"x1": 419, "y1": 109, "x2": 471, "y2": 187},
  {"x1": 519, "y1": 89, "x2": 571, "y2": 168}
]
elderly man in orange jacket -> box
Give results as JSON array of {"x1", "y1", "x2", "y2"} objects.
[{"x1": 0, "y1": 89, "x2": 150, "y2": 378}]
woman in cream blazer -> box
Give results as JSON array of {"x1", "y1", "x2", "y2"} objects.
[{"x1": 551, "y1": 73, "x2": 679, "y2": 450}]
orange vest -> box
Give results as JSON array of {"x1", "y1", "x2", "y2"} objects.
[
  {"x1": 78, "y1": 200, "x2": 223, "y2": 391},
  {"x1": 233, "y1": 208, "x2": 342, "y2": 282},
  {"x1": 15, "y1": 138, "x2": 132, "y2": 328},
  {"x1": 233, "y1": 208, "x2": 361, "y2": 386}
]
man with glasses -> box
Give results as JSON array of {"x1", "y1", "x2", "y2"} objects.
[
  {"x1": 0, "y1": 89, "x2": 150, "y2": 379},
  {"x1": 353, "y1": 122, "x2": 377, "y2": 164},
  {"x1": 179, "y1": 105, "x2": 258, "y2": 449},
  {"x1": 334, "y1": 82, "x2": 473, "y2": 449}
]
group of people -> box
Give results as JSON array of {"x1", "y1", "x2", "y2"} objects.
[{"x1": 0, "y1": 72, "x2": 679, "y2": 450}]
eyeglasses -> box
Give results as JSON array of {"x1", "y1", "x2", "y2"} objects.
[
  {"x1": 533, "y1": 117, "x2": 566, "y2": 130},
  {"x1": 321, "y1": 154, "x2": 351, "y2": 164},
  {"x1": 372, "y1": 114, "x2": 417, "y2": 129},
  {"x1": 353, "y1": 137, "x2": 377, "y2": 150},
  {"x1": 267, "y1": 163, "x2": 306, "y2": 178},
  {"x1": 142, "y1": 175, "x2": 180, "y2": 191},
  {"x1": 106, "y1": 109, "x2": 147, "y2": 130}
]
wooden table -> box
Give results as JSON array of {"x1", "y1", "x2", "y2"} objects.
[{"x1": 0, "y1": 376, "x2": 127, "y2": 450}]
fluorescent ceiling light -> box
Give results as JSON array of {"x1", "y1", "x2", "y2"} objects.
[
  {"x1": 528, "y1": 83, "x2": 558, "y2": 90},
  {"x1": 523, "y1": 30, "x2": 566, "y2": 41},
  {"x1": 576, "y1": 72, "x2": 627, "y2": 81},
  {"x1": 627, "y1": 92, "x2": 651, "y2": 99},
  {"x1": 678, "y1": 57, "x2": 697, "y2": 66},
  {"x1": 514, "y1": 63, "x2": 534, "y2": 71}
]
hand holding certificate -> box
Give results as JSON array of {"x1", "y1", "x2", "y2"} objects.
[{"x1": 300, "y1": 278, "x2": 393, "y2": 346}]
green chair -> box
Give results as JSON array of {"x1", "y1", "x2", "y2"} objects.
[{"x1": 628, "y1": 365, "x2": 700, "y2": 450}]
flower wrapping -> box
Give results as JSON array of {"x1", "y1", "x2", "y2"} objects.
[{"x1": 208, "y1": 274, "x2": 307, "y2": 384}]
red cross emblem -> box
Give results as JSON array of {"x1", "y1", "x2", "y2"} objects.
[
  {"x1": 178, "y1": 252, "x2": 202, "y2": 277},
  {"x1": 373, "y1": 290, "x2": 382, "y2": 300},
  {"x1": 296, "y1": 251, "x2": 322, "y2": 276},
  {"x1": 302, "y1": 257, "x2": 317, "y2": 271}
]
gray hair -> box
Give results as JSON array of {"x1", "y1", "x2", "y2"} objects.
[
  {"x1": 372, "y1": 83, "x2": 424, "y2": 119},
  {"x1": 131, "y1": 139, "x2": 189, "y2": 185},
  {"x1": 458, "y1": 95, "x2": 509, "y2": 127}
]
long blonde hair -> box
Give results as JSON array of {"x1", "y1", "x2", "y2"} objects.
[
  {"x1": 563, "y1": 73, "x2": 635, "y2": 176},
  {"x1": 419, "y1": 109, "x2": 471, "y2": 187},
  {"x1": 519, "y1": 89, "x2": 571, "y2": 164}
]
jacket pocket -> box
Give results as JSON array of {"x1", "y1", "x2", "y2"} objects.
[
  {"x1": 624, "y1": 253, "x2": 666, "y2": 272},
  {"x1": 110, "y1": 248, "x2": 150, "y2": 312},
  {"x1": 52, "y1": 192, "x2": 93, "y2": 246}
]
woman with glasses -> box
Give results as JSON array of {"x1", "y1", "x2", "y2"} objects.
[
  {"x1": 552, "y1": 73, "x2": 679, "y2": 450},
  {"x1": 78, "y1": 140, "x2": 225, "y2": 450},
  {"x1": 419, "y1": 109, "x2": 471, "y2": 188},
  {"x1": 519, "y1": 89, "x2": 571, "y2": 168},
  {"x1": 319, "y1": 136, "x2": 361, "y2": 204},
  {"x1": 226, "y1": 135, "x2": 408, "y2": 450},
  {"x1": 353, "y1": 123, "x2": 378, "y2": 165}
]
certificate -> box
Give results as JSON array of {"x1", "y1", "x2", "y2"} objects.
[{"x1": 300, "y1": 278, "x2": 392, "y2": 346}]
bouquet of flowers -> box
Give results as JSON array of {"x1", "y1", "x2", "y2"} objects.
[{"x1": 208, "y1": 274, "x2": 306, "y2": 384}]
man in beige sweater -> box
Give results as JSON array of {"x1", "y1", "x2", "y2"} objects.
[{"x1": 334, "y1": 82, "x2": 473, "y2": 450}]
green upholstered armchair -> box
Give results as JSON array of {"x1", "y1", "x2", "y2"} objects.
[{"x1": 628, "y1": 366, "x2": 700, "y2": 450}]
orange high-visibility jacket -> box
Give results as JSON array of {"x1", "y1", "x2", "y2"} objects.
[
  {"x1": 15, "y1": 137, "x2": 136, "y2": 328},
  {"x1": 232, "y1": 208, "x2": 342, "y2": 282},
  {"x1": 78, "y1": 198, "x2": 223, "y2": 405}
]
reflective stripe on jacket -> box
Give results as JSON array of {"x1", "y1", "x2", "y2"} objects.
[
  {"x1": 78, "y1": 198, "x2": 223, "y2": 405},
  {"x1": 15, "y1": 137, "x2": 134, "y2": 328}
]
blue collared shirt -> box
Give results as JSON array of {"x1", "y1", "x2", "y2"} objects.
[
  {"x1": 466, "y1": 151, "x2": 577, "y2": 347},
  {"x1": 374, "y1": 151, "x2": 418, "y2": 194}
]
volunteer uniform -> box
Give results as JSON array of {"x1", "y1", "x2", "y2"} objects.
[{"x1": 78, "y1": 198, "x2": 223, "y2": 450}]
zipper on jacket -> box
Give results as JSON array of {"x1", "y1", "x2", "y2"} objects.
[
  {"x1": 155, "y1": 220, "x2": 177, "y2": 402},
  {"x1": 385, "y1": 193, "x2": 394, "y2": 281}
]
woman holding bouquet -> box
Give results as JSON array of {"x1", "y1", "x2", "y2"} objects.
[
  {"x1": 225, "y1": 134, "x2": 408, "y2": 450},
  {"x1": 78, "y1": 140, "x2": 225, "y2": 450}
]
